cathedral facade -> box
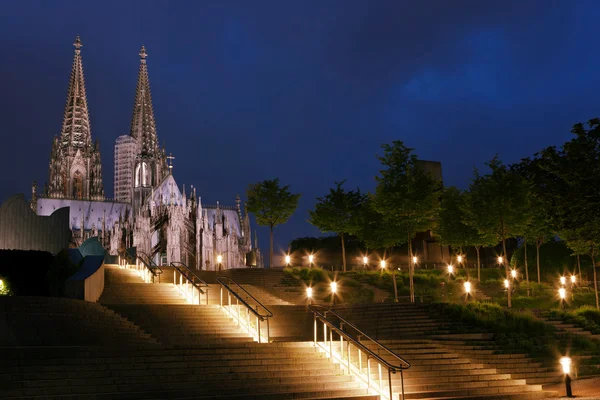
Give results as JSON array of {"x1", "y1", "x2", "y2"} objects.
[{"x1": 33, "y1": 37, "x2": 257, "y2": 270}]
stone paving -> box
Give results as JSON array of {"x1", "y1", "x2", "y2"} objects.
[{"x1": 544, "y1": 375, "x2": 600, "y2": 398}]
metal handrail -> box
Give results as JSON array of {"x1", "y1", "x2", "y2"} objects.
[
  {"x1": 170, "y1": 261, "x2": 210, "y2": 305},
  {"x1": 137, "y1": 252, "x2": 163, "y2": 283},
  {"x1": 310, "y1": 304, "x2": 411, "y2": 400},
  {"x1": 216, "y1": 276, "x2": 273, "y2": 343}
]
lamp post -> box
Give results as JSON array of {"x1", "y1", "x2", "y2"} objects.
[
  {"x1": 560, "y1": 357, "x2": 573, "y2": 398},
  {"x1": 217, "y1": 254, "x2": 223, "y2": 271},
  {"x1": 285, "y1": 254, "x2": 291, "y2": 267},
  {"x1": 330, "y1": 282, "x2": 337, "y2": 305}
]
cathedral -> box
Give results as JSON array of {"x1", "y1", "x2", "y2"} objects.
[{"x1": 31, "y1": 37, "x2": 257, "y2": 270}]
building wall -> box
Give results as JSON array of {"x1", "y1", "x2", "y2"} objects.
[{"x1": 0, "y1": 195, "x2": 70, "y2": 254}]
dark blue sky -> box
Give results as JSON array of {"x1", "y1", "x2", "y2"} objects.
[{"x1": 1, "y1": 1, "x2": 599, "y2": 255}]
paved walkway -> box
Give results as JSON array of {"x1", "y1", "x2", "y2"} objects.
[{"x1": 544, "y1": 376, "x2": 600, "y2": 398}]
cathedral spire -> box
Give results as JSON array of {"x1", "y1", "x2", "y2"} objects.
[
  {"x1": 130, "y1": 45, "x2": 159, "y2": 157},
  {"x1": 59, "y1": 35, "x2": 92, "y2": 154}
]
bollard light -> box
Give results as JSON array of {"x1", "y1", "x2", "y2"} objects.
[
  {"x1": 571, "y1": 275, "x2": 576, "y2": 284},
  {"x1": 363, "y1": 256, "x2": 368, "y2": 265},
  {"x1": 560, "y1": 356, "x2": 572, "y2": 374},
  {"x1": 380, "y1": 260, "x2": 387, "y2": 269},
  {"x1": 306, "y1": 287, "x2": 313, "y2": 298},
  {"x1": 504, "y1": 279, "x2": 510, "y2": 289},
  {"x1": 498, "y1": 256, "x2": 504, "y2": 264},
  {"x1": 559, "y1": 287, "x2": 566, "y2": 300},
  {"x1": 285, "y1": 255, "x2": 291, "y2": 265},
  {"x1": 464, "y1": 281, "x2": 471, "y2": 294},
  {"x1": 511, "y1": 269, "x2": 517, "y2": 279},
  {"x1": 412, "y1": 256, "x2": 418, "y2": 264},
  {"x1": 560, "y1": 276, "x2": 566, "y2": 286},
  {"x1": 560, "y1": 356, "x2": 573, "y2": 397}
]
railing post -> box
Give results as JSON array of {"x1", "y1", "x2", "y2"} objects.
[
  {"x1": 378, "y1": 363, "x2": 383, "y2": 391},
  {"x1": 329, "y1": 326, "x2": 333, "y2": 360},
  {"x1": 346, "y1": 341, "x2": 350, "y2": 376},
  {"x1": 367, "y1": 357, "x2": 371, "y2": 391},
  {"x1": 388, "y1": 368, "x2": 393, "y2": 400},
  {"x1": 323, "y1": 323, "x2": 328, "y2": 356},
  {"x1": 358, "y1": 348, "x2": 362, "y2": 373},
  {"x1": 257, "y1": 317, "x2": 261, "y2": 343},
  {"x1": 400, "y1": 368, "x2": 405, "y2": 400},
  {"x1": 340, "y1": 333, "x2": 344, "y2": 360},
  {"x1": 267, "y1": 317, "x2": 270, "y2": 343},
  {"x1": 313, "y1": 314, "x2": 317, "y2": 348}
]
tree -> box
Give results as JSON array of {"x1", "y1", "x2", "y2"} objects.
[
  {"x1": 516, "y1": 159, "x2": 555, "y2": 285},
  {"x1": 246, "y1": 178, "x2": 300, "y2": 268},
  {"x1": 462, "y1": 157, "x2": 529, "y2": 308},
  {"x1": 309, "y1": 180, "x2": 367, "y2": 272},
  {"x1": 532, "y1": 120, "x2": 600, "y2": 309},
  {"x1": 372, "y1": 141, "x2": 442, "y2": 303},
  {"x1": 438, "y1": 186, "x2": 496, "y2": 281}
]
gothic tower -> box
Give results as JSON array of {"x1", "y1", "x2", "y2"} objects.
[
  {"x1": 129, "y1": 46, "x2": 167, "y2": 213},
  {"x1": 48, "y1": 36, "x2": 104, "y2": 200}
]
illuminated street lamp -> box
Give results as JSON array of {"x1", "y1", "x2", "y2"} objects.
[
  {"x1": 330, "y1": 282, "x2": 338, "y2": 305},
  {"x1": 217, "y1": 254, "x2": 223, "y2": 271},
  {"x1": 363, "y1": 256, "x2": 369, "y2": 266},
  {"x1": 560, "y1": 276, "x2": 566, "y2": 286},
  {"x1": 308, "y1": 254, "x2": 314, "y2": 268},
  {"x1": 571, "y1": 275, "x2": 576, "y2": 284},
  {"x1": 464, "y1": 281, "x2": 471, "y2": 303},
  {"x1": 447, "y1": 264, "x2": 454, "y2": 282},
  {"x1": 560, "y1": 357, "x2": 573, "y2": 398},
  {"x1": 306, "y1": 287, "x2": 313, "y2": 305},
  {"x1": 412, "y1": 256, "x2": 418, "y2": 264},
  {"x1": 457, "y1": 255, "x2": 463, "y2": 263},
  {"x1": 504, "y1": 279, "x2": 510, "y2": 289},
  {"x1": 285, "y1": 254, "x2": 291, "y2": 267},
  {"x1": 497, "y1": 256, "x2": 504, "y2": 264},
  {"x1": 380, "y1": 260, "x2": 387, "y2": 270},
  {"x1": 511, "y1": 269, "x2": 517, "y2": 279},
  {"x1": 559, "y1": 287, "x2": 567, "y2": 309}
]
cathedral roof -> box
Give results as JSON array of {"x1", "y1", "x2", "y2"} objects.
[
  {"x1": 130, "y1": 45, "x2": 159, "y2": 157},
  {"x1": 59, "y1": 36, "x2": 93, "y2": 155}
]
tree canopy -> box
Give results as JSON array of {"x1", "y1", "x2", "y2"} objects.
[
  {"x1": 246, "y1": 178, "x2": 300, "y2": 268},
  {"x1": 309, "y1": 180, "x2": 367, "y2": 271}
]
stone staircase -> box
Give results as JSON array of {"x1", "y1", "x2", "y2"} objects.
[
  {"x1": 544, "y1": 318, "x2": 600, "y2": 340},
  {"x1": 332, "y1": 303, "x2": 559, "y2": 399},
  {"x1": 0, "y1": 264, "x2": 374, "y2": 399}
]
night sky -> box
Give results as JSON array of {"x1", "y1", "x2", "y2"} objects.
[{"x1": 1, "y1": 1, "x2": 600, "y2": 255}]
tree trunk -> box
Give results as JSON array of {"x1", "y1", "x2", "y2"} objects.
[
  {"x1": 269, "y1": 225, "x2": 274, "y2": 268},
  {"x1": 408, "y1": 231, "x2": 414, "y2": 303},
  {"x1": 592, "y1": 247, "x2": 599, "y2": 310},
  {"x1": 340, "y1": 233, "x2": 347, "y2": 272},
  {"x1": 524, "y1": 238, "x2": 530, "y2": 297},
  {"x1": 577, "y1": 254, "x2": 582, "y2": 281},
  {"x1": 476, "y1": 246, "x2": 481, "y2": 282},
  {"x1": 536, "y1": 240, "x2": 541, "y2": 284},
  {"x1": 501, "y1": 219, "x2": 511, "y2": 308},
  {"x1": 392, "y1": 271, "x2": 399, "y2": 303}
]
